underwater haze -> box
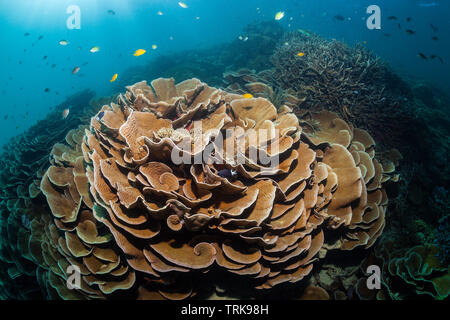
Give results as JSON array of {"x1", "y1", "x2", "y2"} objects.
[{"x1": 0, "y1": 0, "x2": 449, "y2": 302}]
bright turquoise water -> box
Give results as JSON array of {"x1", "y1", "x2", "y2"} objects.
[{"x1": 0, "y1": 0, "x2": 448, "y2": 146}]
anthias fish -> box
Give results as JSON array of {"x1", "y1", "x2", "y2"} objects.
[
  {"x1": 134, "y1": 49, "x2": 146, "y2": 56},
  {"x1": 297, "y1": 29, "x2": 311, "y2": 36},
  {"x1": 62, "y1": 108, "x2": 70, "y2": 119},
  {"x1": 430, "y1": 24, "x2": 439, "y2": 32},
  {"x1": 430, "y1": 55, "x2": 444, "y2": 64},
  {"x1": 418, "y1": 53, "x2": 427, "y2": 60}
]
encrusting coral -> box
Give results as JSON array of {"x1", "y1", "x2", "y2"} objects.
[{"x1": 33, "y1": 77, "x2": 398, "y2": 299}]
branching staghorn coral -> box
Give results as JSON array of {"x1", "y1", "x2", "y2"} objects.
[
  {"x1": 271, "y1": 32, "x2": 391, "y2": 116},
  {"x1": 32, "y1": 78, "x2": 399, "y2": 299},
  {"x1": 268, "y1": 31, "x2": 415, "y2": 148}
]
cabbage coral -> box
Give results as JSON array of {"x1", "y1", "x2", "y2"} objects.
[
  {"x1": 0, "y1": 90, "x2": 97, "y2": 299},
  {"x1": 31, "y1": 78, "x2": 399, "y2": 299},
  {"x1": 356, "y1": 241, "x2": 450, "y2": 300}
]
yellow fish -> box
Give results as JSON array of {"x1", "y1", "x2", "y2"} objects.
[
  {"x1": 275, "y1": 11, "x2": 285, "y2": 21},
  {"x1": 90, "y1": 46, "x2": 100, "y2": 53},
  {"x1": 157, "y1": 11, "x2": 163, "y2": 16},
  {"x1": 59, "y1": 40, "x2": 69, "y2": 46},
  {"x1": 297, "y1": 52, "x2": 305, "y2": 57},
  {"x1": 62, "y1": 108, "x2": 70, "y2": 119},
  {"x1": 178, "y1": 2, "x2": 188, "y2": 8},
  {"x1": 363, "y1": 40, "x2": 367, "y2": 44},
  {"x1": 110, "y1": 73, "x2": 118, "y2": 82},
  {"x1": 134, "y1": 49, "x2": 146, "y2": 56},
  {"x1": 242, "y1": 93, "x2": 253, "y2": 99},
  {"x1": 152, "y1": 44, "x2": 158, "y2": 50}
]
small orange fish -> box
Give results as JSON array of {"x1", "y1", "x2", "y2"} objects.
[
  {"x1": 297, "y1": 52, "x2": 305, "y2": 57},
  {"x1": 242, "y1": 93, "x2": 253, "y2": 99},
  {"x1": 110, "y1": 73, "x2": 118, "y2": 82},
  {"x1": 62, "y1": 108, "x2": 70, "y2": 119}
]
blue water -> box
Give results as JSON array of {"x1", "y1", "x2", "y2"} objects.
[{"x1": 0, "y1": 0, "x2": 448, "y2": 146}]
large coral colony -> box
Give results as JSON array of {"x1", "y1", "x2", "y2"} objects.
[
  {"x1": 0, "y1": 23, "x2": 448, "y2": 300},
  {"x1": 2, "y1": 77, "x2": 400, "y2": 300}
]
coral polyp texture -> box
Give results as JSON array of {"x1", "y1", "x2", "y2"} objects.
[{"x1": 32, "y1": 78, "x2": 399, "y2": 299}]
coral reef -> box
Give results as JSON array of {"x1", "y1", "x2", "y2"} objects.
[
  {"x1": 0, "y1": 90, "x2": 100, "y2": 299},
  {"x1": 355, "y1": 240, "x2": 450, "y2": 300},
  {"x1": 220, "y1": 34, "x2": 449, "y2": 290},
  {"x1": 272, "y1": 32, "x2": 411, "y2": 108},
  {"x1": 27, "y1": 77, "x2": 398, "y2": 299},
  {"x1": 1, "y1": 20, "x2": 448, "y2": 300},
  {"x1": 222, "y1": 31, "x2": 416, "y2": 150}
]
